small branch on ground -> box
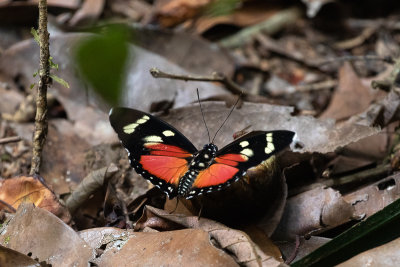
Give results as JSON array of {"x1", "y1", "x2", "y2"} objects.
[
  {"x1": 30, "y1": 0, "x2": 50, "y2": 175},
  {"x1": 0, "y1": 136, "x2": 21, "y2": 145},
  {"x1": 150, "y1": 67, "x2": 243, "y2": 95}
]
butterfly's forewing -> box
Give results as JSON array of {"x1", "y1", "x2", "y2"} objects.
[
  {"x1": 109, "y1": 107, "x2": 198, "y2": 198},
  {"x1": 190, "y1": 131, "x2": 295, "y2": 195}
]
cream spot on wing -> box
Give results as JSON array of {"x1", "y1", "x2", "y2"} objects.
[
  {"x1": 163, "y1": 130, "x2": 175, "y2": 137},
  {"x1": 266, "y1": 133, "x2": 273, "y2": 142},
  {"x1": 265, "y1": 142, "x2": 275, "y2": 154},
  {"x1": 143, "y1": 135, "x2": 163, "y2": 142},
  {"x1": 123, "y1": 123, "x2": 139, "y2": 134},
  {"x1": 268, "y1": 142, "x2": 275, "y2": 151},
  {"x1": 239, "y1": 141, "x2": 249, "y2": 147},
  {"x1": 136, "y1": 118, "x2": 147, "y2": 124},
  {"x1": 143, "y1": 115, "x2": 150, "y2": 120},
  {"x1": 241, "y1": 148, "x2": 254, "y2": 157},
  {"x1": 204, "y1": 154, "x2": 209, "y2": 159},
  {"x1": 198, "y1": 162, "x2": 205, "y2": 167}
]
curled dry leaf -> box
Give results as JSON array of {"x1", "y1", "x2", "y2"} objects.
[
  {"x1": 136, "y1": 206, "x2": 284, "y2": 267},
  {"x1": 338, "y1": 237, "x2": 400, "y2": 267},
  {"x1": 0, "y1": 175, "x2": 70, "y2": 222},
  {"x1": 0, "y1": 203, "x2": 92, "y2": 266},
  {"x1": 66, "y1": 164, "x2": 118, "y2": 215},
  {"x1": 0, "y1": 245, "x2": 44, "y2": 266},
  {"x1": 273, "y1": 187, "x2": 354, "y2": 240}
]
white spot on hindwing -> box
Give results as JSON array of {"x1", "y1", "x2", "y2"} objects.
[
  {"x1": 241, "y1": 148, "x2": 254, "y2": 157},
  {"x1": 239, "y1": 141, "x2": 249, "y2": 147},
  {"x1": 204, "y1": 154, "x2": 209, "y2": 159},
  {"x1": 143, "y1": 135, "x2": 163, "y2": 142},
  {"x1": 198, "y1": 162, "x2": 205, "y2": 167},
  {"x1": 162, "y1": 130, "x2": 175, "y2": 137}
]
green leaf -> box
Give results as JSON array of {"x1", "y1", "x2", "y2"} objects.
[
  {"x1": 31, "y1": 27, "x2": 40, "y2": 45},
  {"x1": 50, "y1": 74, "x2": 69, "y2": 88},
  {"x1": 74, "y1": 25, "x2": 130, "y2": 106},
  {"x1": 33, "y1": 71, "x2": 38, "y2": 78},
  {"x1": 30, "y1": 83, "x2": 36, "y2": 89},
  {"x1": 292, "y1": 194, "x2": 400, "y2": 266},
  {"x1": 49, "y1": 56, "x2": 59, "y2": 70}
]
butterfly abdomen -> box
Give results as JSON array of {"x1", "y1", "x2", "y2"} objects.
[{"x1": 177, "y1": 143, "x2": 218, "y2": 196}]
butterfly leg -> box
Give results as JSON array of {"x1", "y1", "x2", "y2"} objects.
[
  {"x1": 169, "y1": 198, "x2": 180, "y2": 214},
  {"x1": 197, "y1": 202, "x2": 204, "y2": 221}
]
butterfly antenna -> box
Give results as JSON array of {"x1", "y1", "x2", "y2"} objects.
[
  {"x1": 197, "y1": 89, "x2": 211, "y2": 143},
  {"x1": 211, "y1": 94, "x2": 242, "y2": 143}
]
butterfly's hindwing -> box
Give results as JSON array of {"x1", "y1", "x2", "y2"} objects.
[
  {"x1": 187, "y1": 130, "x2": 295, "y2": 196},
  {"x1": 109, "y1": 108, "x2": 198, "y2": 198}
]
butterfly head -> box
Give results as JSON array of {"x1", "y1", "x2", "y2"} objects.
[{"x1": 203, "y1": 143, "x2": 218, "y2": 157}]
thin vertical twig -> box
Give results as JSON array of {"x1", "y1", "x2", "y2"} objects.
[{"x1": 30, "y1": 0, "x2": 49, "y2": 175}]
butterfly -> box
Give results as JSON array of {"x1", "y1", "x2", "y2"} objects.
[{"x1": 109, "y1": 107, "x2": 295, "y2": 199}]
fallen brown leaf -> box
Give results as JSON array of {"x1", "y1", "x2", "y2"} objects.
[
  {"x1": 320, "y1": 62, "x2": 374, "y2": 121},
  {"x1": 0, "y1": 175, "x2": 70, "y2": 222},
  {"x1": 0, "y1": 203, "x2": 92, "y2": 266}
]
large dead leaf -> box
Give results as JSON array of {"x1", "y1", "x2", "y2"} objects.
[
  {"x1": 0, "y1": 203, "x2": 93, "y2": 266},
  {"x1": 136, "y1": 206, "x2": 284, "y2": 266},
  {"x1": 0, "y1": 175, "x2": 70, "y2": 222},
  {"x1": 93, "y1": 228, "x2": 238, "y2": 266}
]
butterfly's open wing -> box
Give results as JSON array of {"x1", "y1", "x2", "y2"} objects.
[
  {"x1": 109, "y1": 107, "x2": 198, "y2": 198},
  {"x1": 189, "y1": 131, "x2": 295, "y2": 196}
]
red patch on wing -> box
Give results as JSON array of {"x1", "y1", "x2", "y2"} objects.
[
  {"x1": 145, "y1": 143, "x2": 192, "y2": 158},
  {"x1": 215, "y1": 153, "x2": 248, "y2": 166},
  {"x1": 140, "y1": 156, "x2": 188, "y2": 185},
  {"x1": 193, "y1": 164, "x2": 239, "y2": 188}
]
